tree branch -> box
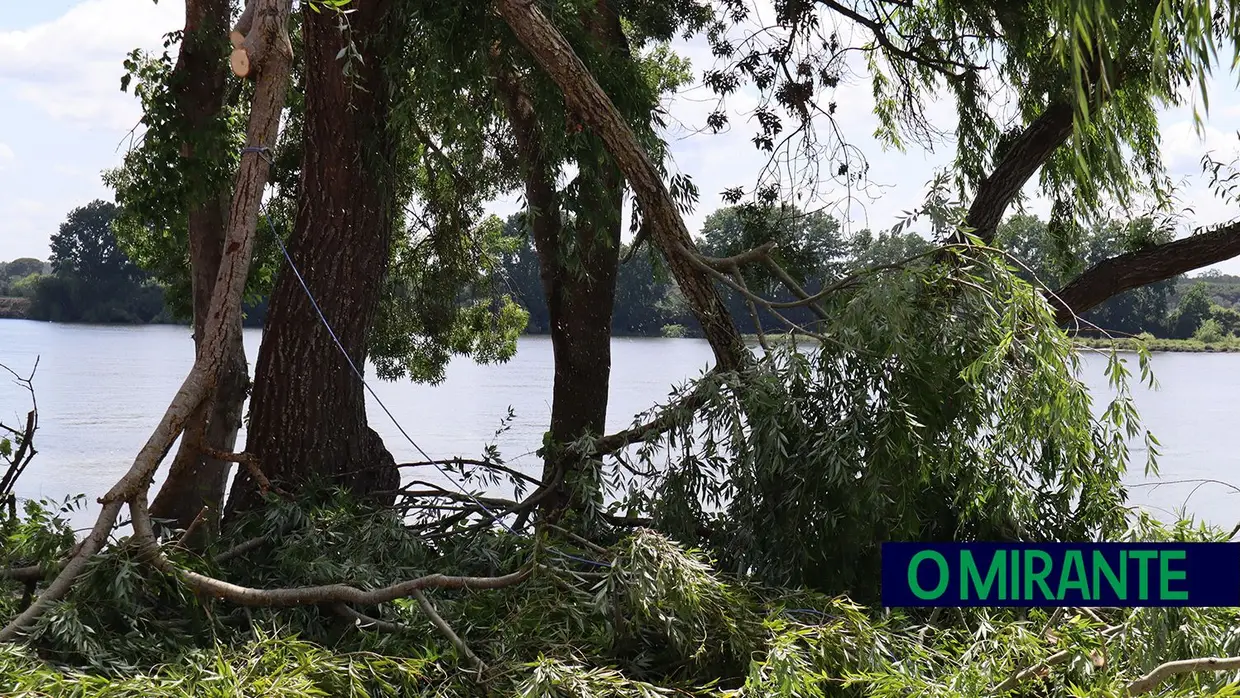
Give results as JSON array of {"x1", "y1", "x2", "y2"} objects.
[
  {"x1": 1051, "y1": 221, "x2": 1240, "y2": 325},
  {"x1": 495, "y1": 0, "x2": 749, "y2": 372},
  {"x1": 950, "y1": 102, "x2": 1076, "y2": 246},
  {"x1": 1127, "y1": 655, "x2": 1240, "y2": 695},
  {"x1": 333, "y1": 602, "x2": 412, "y2": 633},
  {"x1": 992, "y1": 624, "x2": 1123, "y2": 693},
  {"x1": 413, "y1": 588, "x2": 487, "y2": 673}
]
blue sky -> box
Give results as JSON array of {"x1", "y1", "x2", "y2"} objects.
[{"x1": 2, "y1": 0, "x2": 1239, "y2": 274}]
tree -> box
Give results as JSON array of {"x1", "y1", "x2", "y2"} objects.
[
  {"x1": 0, "y1": 0, "x2": 294, "y2": 642},
  {"x1": 1169, "y1": 281, "x2": 1213, "y2": 340},
  {"x1": 49, "y1": 201, "x2": 137, "y2": 285},
  {"x1": 225, "y1": 0, "x2": 408, "y2": 515},
  {"x1": 3, "y1": 258, "x2": 45, "y2": 281},
  {"x1": 1209, "y1": 304, "x2": 1240, "y2": 336},
  {"x1": 848, "y1": 229, "x2": 932, "y2": 270},
  {"x1": 30, "y1": 201, "x2": 166, "y2": 324},
  {"x1": 492, "y1": 2, "x2": 705, "y2": 518},
  {"x1": 497, "y1": 0, "x2": 747, "y2": 376}
]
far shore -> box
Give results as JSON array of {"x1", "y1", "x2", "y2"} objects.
[
  {"x1": 8, "y1": 313, "x2": 1240, "y2": 354},
  {"x1": 1071, "y1": 336, "x2": 1240, "y2": 353}
]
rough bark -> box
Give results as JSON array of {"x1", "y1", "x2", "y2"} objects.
[
  {"x1": 148, "y1": 0, "x2": 250, "y2": 537},
  {"x1": 495, "y1": 0, "x2": 748, "y2": 372},
  {"x1": 1051, "y1": 222, "x2": 1240, "y2": 325},
  {"x1": 495, "y1": 3, "x2": 630, "y2": 517},
  {"x1": 951, "y1": 102, "x2": 1076, "y2": 245},
  {"x1": 0, "y1": 0, "x2": 292, "y2": 643},
  {"x1": 226, "y1": 0, "x2": 400, "y2": 517}
]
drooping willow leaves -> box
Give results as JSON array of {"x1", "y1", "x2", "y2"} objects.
[{"x1": 610, "y1": 245, "x2": 1155, "y2": 599}]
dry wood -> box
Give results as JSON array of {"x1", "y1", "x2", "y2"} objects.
[{"x1": 230, "y1": 48, "x2": 251, "y2": 78}]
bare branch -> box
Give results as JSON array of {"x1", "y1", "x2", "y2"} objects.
[
  {"x1": 198, "y1": 447, "x2": 287, "y2": 497},
  {"x1": 1127, "y1": 655, "x2": 1240, "y2": 695},
  {"x1": 333, "y1": 603, "x2": 412, "y2": 634},
  {"x1": 413, "y1": 588, "x2": 487, "y2": 673}
]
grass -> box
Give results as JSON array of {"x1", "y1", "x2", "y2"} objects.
[{"x1": 1073, "y1": 335, "x2": 1240, "y2": 353}]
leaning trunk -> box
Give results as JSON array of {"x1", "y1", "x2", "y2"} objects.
[
  {"x1": 225, "y1": 0, "x2": 398, "y2": 517},
  {"x1": 495, "y1": 0, "x2": 747, "y2": 372},
  {"x1": 149, "y1": 0, "x2": 249, "y2": 536}
]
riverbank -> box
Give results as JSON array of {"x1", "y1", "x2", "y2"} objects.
[
  {"x1": 739, "y1": 332, "x2": 1240, "y2": 354},
  {"x1": 0, "y1": 297, "x2": 30, "y2": 319},
  {"x1": 1072, "y1": 336, "x2": 1240, "y2": 353}
]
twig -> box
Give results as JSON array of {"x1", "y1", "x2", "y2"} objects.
[
  {"x1": 545, "y1": 523, "x2": 611, "y2": 557},
  {"x1": 413, "y1": 588, "x2": 487, "y2": 674},
  {"x1": 199, "y1": 447, "x2": 287, "y2": 498},
  {"x1": 214, "y1": 535, "x2": 268, "y2": 563},
  {"x1": 333, "y1": 603, "x2": 411, "y2": 633},
  {"x1": 397, "y1": 458, "x2": 544, "y2": 488},
  {"x1": 174, "y1": 506, "x2": 210, "y2": 548}
]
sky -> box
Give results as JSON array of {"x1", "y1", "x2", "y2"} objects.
[{"x1": 2, "y1": 0, "x2": 1240, "y2": 272}]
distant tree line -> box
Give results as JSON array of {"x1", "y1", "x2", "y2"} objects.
[
  {"x1": 498, "y1": 206, "x2": 934, "y2": 338},
  {"x1": 994, "y1": 213, "x2": 1237, "y2": 341},
  {"x1": 4, "y1": 199, "x2": 1234, "y2": 341},
  {"x1": 1, "y1": 200, "x2": 264, "y2": 326}
]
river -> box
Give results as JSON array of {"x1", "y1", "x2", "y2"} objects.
[{"x1": 1, "y1": 319, "x2": 1238, "y2": 529}]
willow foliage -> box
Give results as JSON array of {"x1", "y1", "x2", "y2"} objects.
[
  {"x1": 7, "y1": 495, "x2": 1240, "y2": 697},
  {"x1": 610, "y1": 245, "x2": 1154, "y2": 598}
]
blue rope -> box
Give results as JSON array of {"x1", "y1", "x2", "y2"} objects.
[{"x1": 257, "y1": 206, "x2": 609, "y2": 569}]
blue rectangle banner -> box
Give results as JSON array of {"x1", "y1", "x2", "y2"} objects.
[{"x1": 881, "y1": 542, "x2": 1240, "y2": 607}]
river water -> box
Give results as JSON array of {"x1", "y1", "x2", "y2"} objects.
[{"x1": 1, "y1": 319, "x2": 1238, "y2": 529}]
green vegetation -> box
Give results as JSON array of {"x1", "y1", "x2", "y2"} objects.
[
  {"x1": 11, "y1": 0, "x2": 1240, "y2": 694},
  {"x1": 4, "y1": 490, "x2": 1240, "y2": 697}
]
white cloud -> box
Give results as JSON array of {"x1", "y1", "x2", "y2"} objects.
[
  {"x1": 0, "y1": 0, "x2": 184, "y2": 131},
  {"x1": 1160, "y1": 120, "x2": 1235, "y2": 175},
  {"x1": 4, "y1": 0, "x2": 1240, "y2": 273}
]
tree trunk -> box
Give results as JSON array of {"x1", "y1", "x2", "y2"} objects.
[
  {"x1": 496, "y1": 0, "x2": 748, "y2": 373},
  {"x1": 494, "y1": 2, "x2": 633, "y2": 518},
  {"x1": 226, "y1": 0, "x2": 399, "y2": 517},
  {"x1": 149, "y1": 0, "x2": 249, "y2": 537},
  {"x1": 537, "y1": 173, "x2": 623, "y2": 516}
]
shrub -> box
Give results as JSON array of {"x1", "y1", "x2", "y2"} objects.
[
  {"x1": 1193, "y1": 318, "x2": 1225, "y2": 344},
  {"x1": 661, "y1": 323, "x2": 687, "y2": 338}
]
